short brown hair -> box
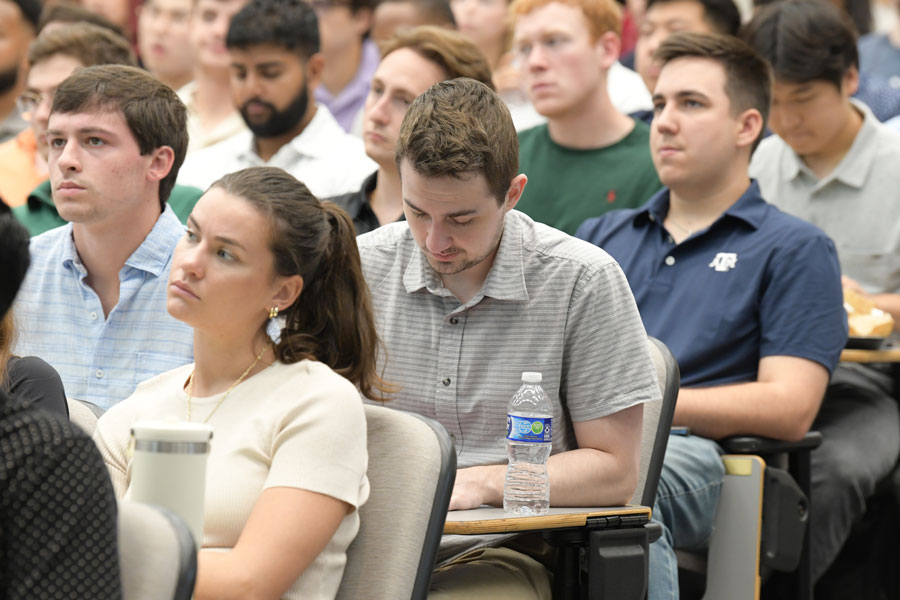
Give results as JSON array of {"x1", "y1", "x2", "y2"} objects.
[
  {"x1": 211, "y1": 167, "x2": 389, "y2": 400},
  {"x1": 397, "y1": 77, "x2": 517, "y2": 205},
  {"x1": 510, "y1": 0, "x2": 621, "y2": 39},
  {"x1": 656, "y1": 32, "x2": 772, "y2": 150},
  {"x1": 380, "y1": 25, "x2": 495, "y2": 90},
  {"x1": 28, "y1": 23, "x2": 136, "y2": 68},
  {"x1": 51, "y1": 65, "x2": 188, "y2": 207},
  {"x1": 37, "y1": 2, "x2": 126, "y2": 36}
]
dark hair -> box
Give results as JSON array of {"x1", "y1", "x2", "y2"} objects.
[
  {"x1": 37, "y1": 1, "x2": 125, "y2": 36},
  {"x1": 227, "y1": 0, "x2": 320, "y2": 59},
  {"x1": 0, "y1": 214, "x2": 30, "y2": 320},
  {"x1": 380, "y1": 25, "x2": 495, "y2": 90},
  {"x1": 646, "y1": 0, "x2": 741, "y2": 36},
  {"x1": 349, "y1": 0, "x2": 375, "y2": 14},
  {"x1": 29, "y1": 22, "x2": 135, "y2": 68},
  {"x1": 656, "y1": 32, "x2": 772, "y2": 150},
  {"x1": 753, "y1": 0, "x2": 871, "y2": 36},
  {"x1": 10, "y1": 0, "x2": 42, "y2": 30},
  {"x1": 397, "y1": 78, "x2": 517, "y2": 205},
  {"x1": 742, "y1": 0, "x2": 858, "y2": 90},
  {"x1": 51, "y1": 65, "x2": 188, "y2": 207},
  {"x1": 210, "y1": 167, "x2": 387, "y2": 400}
]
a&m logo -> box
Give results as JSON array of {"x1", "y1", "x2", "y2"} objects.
[{"x1": 709, "y1": 252, "x2": 738, "y2": 272}]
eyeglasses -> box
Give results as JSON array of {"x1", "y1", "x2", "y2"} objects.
[{"x1": 16, "y1": 90, "x2": 53, "y2": 121}]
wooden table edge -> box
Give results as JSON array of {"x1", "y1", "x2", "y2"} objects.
[{"x1": 443, "y1": 505, "x2": 651, "y2": 535}]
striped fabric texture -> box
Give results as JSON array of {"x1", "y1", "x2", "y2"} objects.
[{"x1": 13, "y1": 207, "x2": 194, "y2": 410}]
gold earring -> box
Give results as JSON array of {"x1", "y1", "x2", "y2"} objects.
[{"x1": 268, "y1": 306, "x2": 279, "y2": 319}]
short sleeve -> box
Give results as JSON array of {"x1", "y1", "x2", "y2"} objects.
[
  {"x1": 5, "y1": 356, "x2": 68, "y2": 417},
  {"x1": 563, "y1": 261, "x2": 661, "y2": 421},
  {"x1": 759, "y1": 234, "x2": 848, "y2": 373},
  {"x1": 264, "y1": 372, "x2": 369, "y2": 509}
]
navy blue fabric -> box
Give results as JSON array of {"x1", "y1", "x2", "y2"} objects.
[{"x1": 576, "y1": 181, "x2": 847, "y2": 387}]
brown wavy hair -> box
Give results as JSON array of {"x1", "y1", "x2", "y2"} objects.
[{"x1": 210, "y1": 167, "x2": 388, "y2": 400}]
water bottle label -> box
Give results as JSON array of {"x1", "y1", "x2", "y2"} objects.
[{"x1": 506, "y1": 415, "x2": 552, "y2": 443}]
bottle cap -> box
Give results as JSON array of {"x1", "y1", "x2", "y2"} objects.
[{"x1": 521, "y1": 371, "x2": 542, "y2": 383}]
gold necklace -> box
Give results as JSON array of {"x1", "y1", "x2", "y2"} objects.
[
  {"x1": 666, "y1": 217, "x2": 696, "y2": 238},
  {"x1": 186, "y1": 344, "x2": 270, "y2": 423}
]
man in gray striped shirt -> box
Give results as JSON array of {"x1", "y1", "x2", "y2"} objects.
[{"x1": 357, "y1": 77, "x2": 660, "y2": 599}]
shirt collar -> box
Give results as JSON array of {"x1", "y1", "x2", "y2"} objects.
[
  {"x1": 401, "y1": 211, "x2": 530, "y2": 303},
  {"x1": 237, "y1": 105, "x2": 339, "y2": 163},
  {"x1": 636, "y1": 181, "x2": 767, "y2": 232},
  {"x1": 777, "y1": 98, "x2": 878, "y2": 189}
]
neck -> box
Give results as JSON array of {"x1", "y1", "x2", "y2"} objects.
[
  {"x1": 72, "y1": 201, "x2": 162, "y2": 317},
  {"x1": 481, "y1": 41, "x2": 506, "y2": 71},
  {"x1": 158, "y1": 71, "x2": 193, "y2": 95},
  {"x1": 190, "y1": 330, "x2": 274, "y2": 396},
  {"x1": 799, "y1": 102, "x2": 863, "y2": 179},
  {"x1": 666, "y1": 168, "x2": 751, "y2": 243},
  {"x1": 438, "y1": 232, "x2": 503, "y2": 304},
  {"x1": 321, "y1": 41, "x2": 363, "y2": 96},
  {"x1": 193, "y1": 67, "x2": 237, "y2": 130},
  {"x1": 254, "y1": 105, "x2": 316, "y2": 162},
  {"x1": 546, "y1": 88, "x2": 634, "y2": 149},
  {"x1": 370, "y1": 166, "x2": 403, "y2": 225}
]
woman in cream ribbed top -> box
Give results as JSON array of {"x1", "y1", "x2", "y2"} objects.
[{"x1": 94, "y1": 166, "x2": 388, "y2": 600}]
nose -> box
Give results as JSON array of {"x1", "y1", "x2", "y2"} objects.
[
  {"x1": 54, "y1": 137, "x2": 82, "y2": 173},
  {"x1": 653, "y1": 101, "x2": 677, "y2": 135},
  {"x1": 425, "y1": 221, "x2": 452, "y2": 255},
  {"x1": 32, "y1": 95, "x2": 52, "y2": 131},
  {"x1": 243, "y1": 71, "x2": 266, "y2": 99},
  {"x1": 524, "y1": 43, "x2": 550, "y2": 72},
  {"x1": 367, "y1": 92, "x2": 391, "y2": 125},
  {"x1": 175, "y1": 239, "x2": 206, "y2": 279}
]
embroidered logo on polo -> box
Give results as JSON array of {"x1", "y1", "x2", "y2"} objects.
[{"x1": 709, "y1": 252, "x2": 738, "y2": 272}]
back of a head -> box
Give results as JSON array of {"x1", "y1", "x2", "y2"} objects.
[
  {"x1": 397, "y1": 77, "x2": 517, "y2": 203},
  {"x1": 647, "y1": 0, "x2": 741, "y2": 36},
  {"x1": 37, "y1": 1, "x2": 125, "y2": 36},
  {"x1": 0, "y1": 212, "x2": 30, "y2": 319},
  {"x1": 28, "y1": 22, "x2": 136, "y2": 68},
  {"x1": 380, "y1": 25, "x2": 494, "y2": 90},
  {"x1": 742, "y1": 0, "x2": 858, "y2": 89},
  {"x1": 51, "y1": 65, "x2": 188, "y2": 205},
  {"x1": 510, "y1": 0, "x2": 622, "y2": 39},
  {"x1": 226, "y1": 0, "x2": 320, "y2": 59},
  {"x1": 656, "y1": 32, "x2": 772, "y2": 148}
]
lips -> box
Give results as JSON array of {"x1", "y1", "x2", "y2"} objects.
[
  {"x1": 170, "y1": 280, "x2": 200, "y2": 300},
  {"x1": 56, "y1": 181, "x2": 86, "y2": 196}
]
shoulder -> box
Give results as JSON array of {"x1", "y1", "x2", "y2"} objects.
[
  {"x1": 357, "y1": 220, "x2": 412, "y2": 252},
  {"x1": 575, "y1": 208, "x2": 642, "y2": 246},
  {"x1": 514, "y1": 211, "x2": 621, "y2": 277},
  {"x1": 518, "y1": 123, "x2": 548, "y2": 145},
  {"x1": 750, "y1": 135, "x2": 789, "y2": 172},
  {"x1": 28, "y1": 224, "x2": 70, "y2": 255},
  {"x1": 7, "y1": 355, "x2": 63, "y2": 385}
]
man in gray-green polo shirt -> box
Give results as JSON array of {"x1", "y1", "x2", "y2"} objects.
[
  {"x1": 356, "y1": 77, "x2": 661, "y2": 599},
  {"x1": 745, "y1": 0, "x2": 900, "y2": 584}
]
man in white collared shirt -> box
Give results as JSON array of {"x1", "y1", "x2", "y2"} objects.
[{"x1": 177, "y1": 0, "x2": 375, "y2": 197}]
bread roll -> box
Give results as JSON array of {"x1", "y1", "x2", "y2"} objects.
[{"x1": 844, "y1": 288, "x2": 894, "y2": 337}]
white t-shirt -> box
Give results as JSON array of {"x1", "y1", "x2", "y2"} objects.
[
  {"x1": 177, "y1": 81, "x2": 249, "y2": 154},
  {"x1": 94, "y1": 359, "x2": 369, "y2": 600},
  {"x1": 177, "y1": 105, "x2": 377, "y2": 197}
]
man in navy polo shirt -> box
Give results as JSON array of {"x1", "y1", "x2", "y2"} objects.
[{"x1": 577, "y1": 32, "x2": 847, "y2": 599}]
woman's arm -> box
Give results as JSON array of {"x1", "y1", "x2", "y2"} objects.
[{"x1": 194, "y1": 487, "x2": 352, "y2": 600}]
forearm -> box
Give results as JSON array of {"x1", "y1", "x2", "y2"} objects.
[
  {"x1": 195, "y1": 551, "x2": 260, "y2": 600},
  {"x1": 675, "y1": 382, "x2": 819, "y2": 441},
  {"x1": 451, "y1": 447, "x2": 637, "y2": 510}
]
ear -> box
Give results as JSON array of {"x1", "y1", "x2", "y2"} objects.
[
  {"x1": 594, "y1": 31, "x2": 621, "y2": 70},
  {"x1": 504, "y1": 173, "x2": 528, "y2": 212},
  {"x1": 146, "y1": 145, "x2": 175, "y2": 183},
  {"x1": 734, "y1": 108, "x2": 763, "y2": 151},
  {"x1": 270, "y1": 274, "x2": 304, "y2": 313},
  {"x1": 305, "y1": 53, "x2": 326, "y2": 91},
  {"x1": 842, "y1": 65, "x2": 859, "y2": 97}
]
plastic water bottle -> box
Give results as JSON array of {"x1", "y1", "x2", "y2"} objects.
[{"x1": 504, "y1": 372, "x2": 552, "y2": 515}]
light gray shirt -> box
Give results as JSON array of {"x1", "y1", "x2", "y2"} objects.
[
  {"x1": 750, "y1": 99, "x2": 900, "y2": 294},
  {"x1": 357, "y1": 210, "x2": 659, "y2": 559}
]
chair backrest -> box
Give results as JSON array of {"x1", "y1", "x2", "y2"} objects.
[
  {"x1": 67, "y1": 397, "x2": 103, "y2": 435},
  {"x1": 630, "y1": 337, "x2": 680, "y2": 506},
  {"x1": 336, "y1": 405, "x2": 456, "y2": 600},
  {"x1": 118, "y1": 500, "x2": 197, "y2": 600}
]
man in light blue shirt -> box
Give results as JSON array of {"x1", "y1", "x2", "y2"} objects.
[{"x1": 13, "y1": 65, "x2": 194, "y2": 410}]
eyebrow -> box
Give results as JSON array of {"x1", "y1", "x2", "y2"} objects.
[
  {"x1": 404, "y1": 198, "x2": 478, "y2": 219},
  {"x1": 652, "y1": 90, "x2": 710, "y2": 103},
  {"x1": 45, "y1": 126, "x2": 117, "y2": 137},
  {"x1": 187, "y1": 216, "x2": 247, "y2": 250}
]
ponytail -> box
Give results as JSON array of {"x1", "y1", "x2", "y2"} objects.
[{"x1": 210, "y1": 167, "x2": 390, "y2": 399}]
